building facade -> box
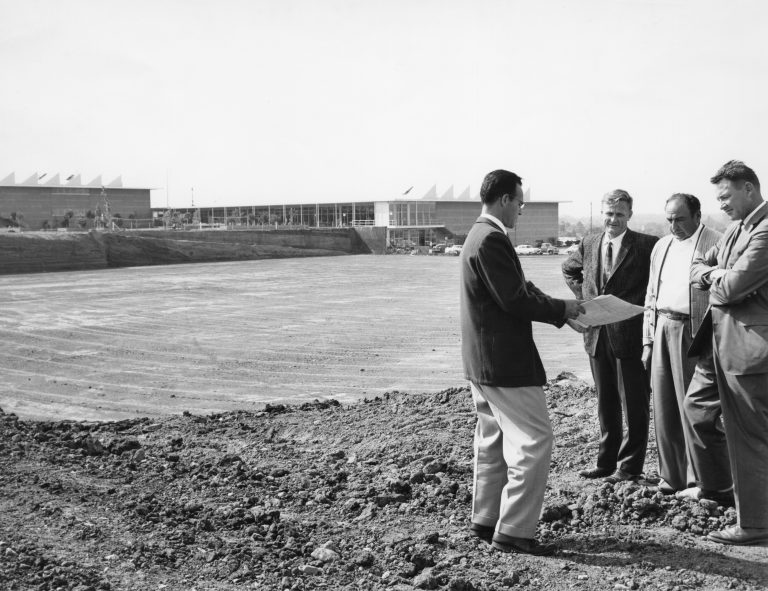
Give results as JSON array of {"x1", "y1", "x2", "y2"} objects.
[
  {"x1": 0, "y1": 173, "x2": 152, "y2": 231},
  {"x1": 160, "y1": 199, "x2": 559, "y2": 247}
]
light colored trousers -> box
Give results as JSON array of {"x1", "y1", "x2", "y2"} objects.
[
  {"x1": 651, "y1": 315, "x2": 697, "y2": 490},
  {"x1": 470, "y1": 382, "x2": 553, "y2": 538},
  {"x1": 712, "y1": 347, "x2": 768, "y2": 529}
]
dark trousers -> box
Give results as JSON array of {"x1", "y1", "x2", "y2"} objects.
[
  {"x1": 589, "y1": 330, "x2": 650, "y2": 475},
  {"x1": 683, "y1": 348, "x2": 732, "y2": 493}
]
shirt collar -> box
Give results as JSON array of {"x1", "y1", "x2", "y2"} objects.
[
  {"x1": 743, "y1": 200, "x2": 767, "y2": 229},
  {"x1": 480, "y1": 213, "x2": 507, "y2": 234},
  {"x1": 673, "y1": 223, "x2": 703, "y2": 245},
  {"x1": 603, "y1": 229, "x2": 627, "y2": 246}
]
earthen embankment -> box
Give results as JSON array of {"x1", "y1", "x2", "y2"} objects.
[{"x1": 0, "y1": 227, "x2": 376, "y2": 274}]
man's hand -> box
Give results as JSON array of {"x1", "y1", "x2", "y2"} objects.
[
  {"x1": 641, "y1": 344, "x2": 653, "y2": 375},
  {"x1": 563, "y1": 299, "x2": 585, "y2": 320},
  {"x1": 709, "y1": 269, "x2": 727, "y2": 281}
]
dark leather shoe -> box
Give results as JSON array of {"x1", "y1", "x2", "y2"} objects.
[
  {"x1": 469, "y1": 523, "x2": 495, "y2": 542},
  {"x1": 604, "y1": 470, "x2": 640, "y2": 484},
  {"x1": 579, "y1": 466, "x2": 614, "y2": 479},
  {"x1": 657, "y1": 479, "x2": 676, "y2": 495},
  {"x1": 708, "y1": 525, "x2": 768, "y2": 546},
  {"x1": 491, "y1": 533, "x2": 556, "y2": 556},
  {"x1": 703, "y1": 490, "x2": 735, "y2": 507}
]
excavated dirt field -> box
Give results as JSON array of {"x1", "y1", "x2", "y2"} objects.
[
  {"x1": 1, "y1": 256, "x2": 767, "y2": 590},
  {"x1": 0, "y1": 256, "x2": 589, "y2": 422}
]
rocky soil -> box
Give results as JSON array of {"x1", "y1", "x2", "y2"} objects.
[{"x1": 2, "y1": 375, "x2": 767, "y2": 591}]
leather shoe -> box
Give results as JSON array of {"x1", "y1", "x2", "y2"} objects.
[
  {"x1": 654, "y1": 478, "x2": 676, "y2": 494},
  {"x1": 676, "y1": 486, "x2": 735, "y2": 507},
  {"x1": 707, "y1": 525, "x2": 768, "y2": 546},
  {"x1": 604, "y1": 470, "x2": 640, "y2": 484},
  {"x1": 469, "y1": 523, "x2": 495, "y2": 542},
  {"x1": 491, "y1": 533, "x2": 556, "y2": 556},
  {"x1": 579, "y1": 466, "x2": 614, "y2": 479},
  {"x1": 675, "y1": 486, "x2": 702, "y2": 500}
]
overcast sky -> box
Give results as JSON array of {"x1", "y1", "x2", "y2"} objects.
[{"x1": 2, "y1": 0, "x2": 767, "y2": 215}]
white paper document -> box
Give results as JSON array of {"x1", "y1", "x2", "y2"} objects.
[{"x1": 572, "y1": 294, "x2": 645, "y2": 328}]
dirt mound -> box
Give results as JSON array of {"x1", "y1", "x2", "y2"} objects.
[{"x1": 2, "y1": 379, "x2": 766, "y2": 590}]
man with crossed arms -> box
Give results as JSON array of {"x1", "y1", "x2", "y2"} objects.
[
  {"x1": 690, "y1": 160, "x2": 768, "y2": 545},
  {"x1": 642, "y1": 193, "x2": 731, "y2": 502}
]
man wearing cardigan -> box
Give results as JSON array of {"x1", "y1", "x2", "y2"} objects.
[
  {"x1": 641, "y1": 193, "x2": 728, "y2": 498},
  {"x1": 562, "y1": 190, "x2": 658, "y2": 483},
  {"x1": 460, "y1": 169, "x2": 583, "y2": 555}
]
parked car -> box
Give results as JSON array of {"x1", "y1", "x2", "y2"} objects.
[
  {"x1": 515, "y1": 244, "x2": 541, "y2": 255},
  {"x1": 445, "y1": 244, "x2": 462, "y2": 255},
  {"x1": 539, "y1": 242, "x2": 560, "y2": 255},
  {"x1": 429, "y1": 243, "x2": 447, "y2": 255},
  {"x1": 564, "y1": 243, "x2": 580, "y2": 254}
]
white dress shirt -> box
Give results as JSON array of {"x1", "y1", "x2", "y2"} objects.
[
  {"x1": 480, "y1": 213, "x2": 507, "y2": 235},
  {"x1": 656, "y1": 224, "x2": 703, "y2": 314}
]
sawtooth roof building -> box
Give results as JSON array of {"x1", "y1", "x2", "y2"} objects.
[
  {"x1": 0, "y1": 172, "x2": 153, "y2": 230},
  {"x1": 0, "y1": 173, "x2": 559, "y2": 247},
  {"x1": 160, "y1": 186, "x2": 560, "y2": 248}
]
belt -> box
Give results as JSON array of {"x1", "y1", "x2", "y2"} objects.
[{"x1": 657, "y1": 309, "x2": 689, "y2": 321}]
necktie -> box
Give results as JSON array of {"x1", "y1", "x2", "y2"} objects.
[{"x1": 603, "y1": 241, "x2": 613, "y2": 285}]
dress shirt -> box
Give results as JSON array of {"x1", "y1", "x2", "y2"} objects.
[
  {"x1": 480, "y1": 213, "x2": 508, "y2": 236},
  {"x1": 602, "y1": 231, "x2": 626, "y2": 274},
  {"x1": 656, "y1": 225, "x2": 703, "y2": 314}
]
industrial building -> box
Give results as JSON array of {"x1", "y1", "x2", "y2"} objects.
[
  {"x1": 0, "y1": 173, "x2": 152, "y2": 230},
  {"x1": 160, "y1": 193, "x2": 559, "y2": 248},
  {"x1": 0, "y1": 172, "x2": 559, "y2": 247}
]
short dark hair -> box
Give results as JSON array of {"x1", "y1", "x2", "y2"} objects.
[
  {"x1": 710, "y1": 160, "x2": 760, "y2": 190},
  {"x1": 480, "y1": 170, "x2": 522, "y2": 205},
  {"x1": 666, "y1": 193, "x2": 701, "y2": 216},
  {"x1": 602, "y1": 189, "x2": 633, "y2": 210}
]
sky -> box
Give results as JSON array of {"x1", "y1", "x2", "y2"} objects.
[{"x1": 2, "y1": 0, "x2": 768, "y2": 216}]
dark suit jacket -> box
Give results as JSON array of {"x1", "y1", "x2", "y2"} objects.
[
  {"x1": 461, "y1": 217, "x2": 566, "y2": 387},
  {"x1": 691, "y1": 204, "x2": 768, "y2": 374},
  {"x1": 562, "y1": 229, "x2": 658, "y2": 358}
]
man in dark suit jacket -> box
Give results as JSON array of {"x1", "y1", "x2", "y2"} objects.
[
  {"x1": 562, "y1": 190, "x2": 658, "y2": 483},
  {"x1": 690, "y1": 160, "x2": 768, "y2": 546},
  {"x1": 461, "y1": 169, "x2": 583, "y2": 556}
]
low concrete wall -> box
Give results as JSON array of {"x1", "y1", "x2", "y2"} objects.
[
  {"x1": 352, "y1": 226, "x2": 388, "y2": 255},
  {"x1": 0, "y1": 227, "x2": 384, "y2": 275}
]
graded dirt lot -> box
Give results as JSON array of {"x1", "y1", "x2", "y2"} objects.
[
  {"x1": 0, "y1": 255, "x2": 589, "y2": 422},
  {"x1": 3, "y1": 255, "x2": 766, "y2": 590}
]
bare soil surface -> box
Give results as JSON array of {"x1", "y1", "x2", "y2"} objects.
[
  {"x1": 2, "y1": 376, "x2": 767, "y2": 591},
  {"x1": 0, "y1": 256, "x2": 589, "y2": 422},
  {"x1": 3, "y1": 256, "x2": 766, "y2": 590}
]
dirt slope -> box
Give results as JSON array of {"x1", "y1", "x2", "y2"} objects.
[{"x1": 2, "y1": 376, "x2": 767, "y2": 590}]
